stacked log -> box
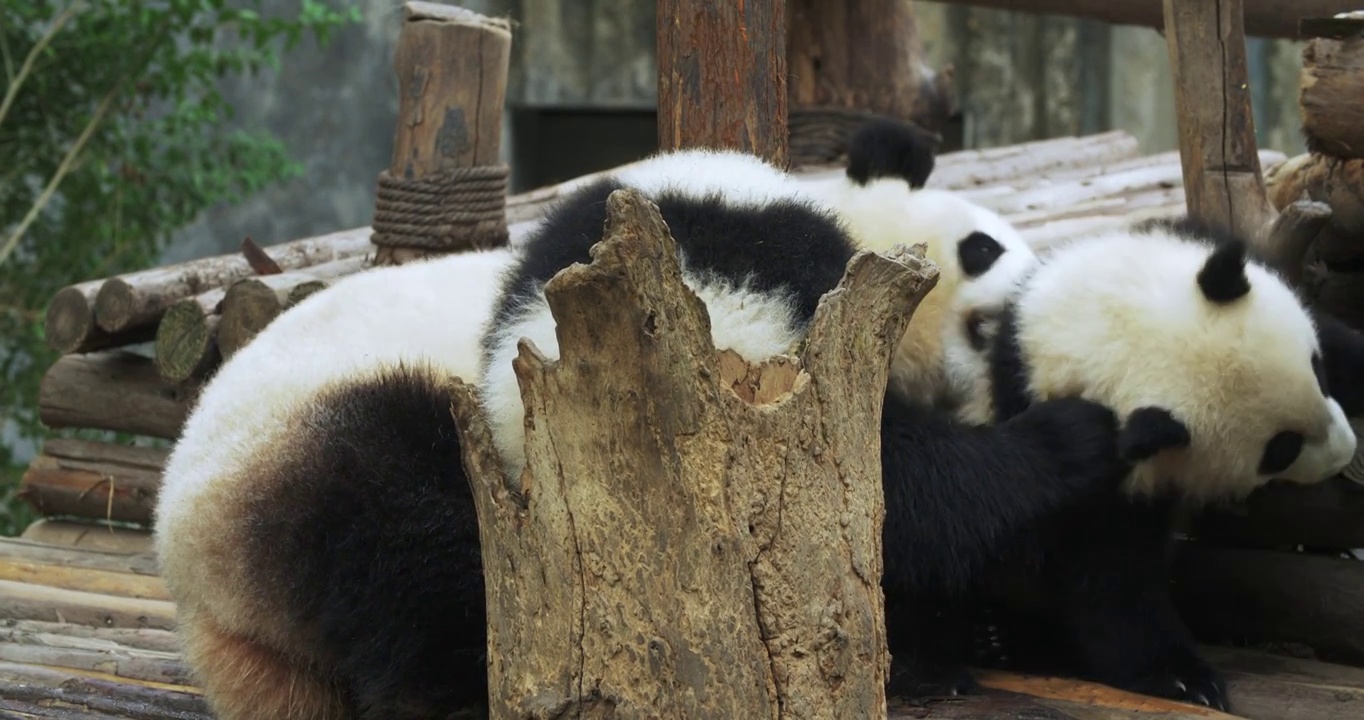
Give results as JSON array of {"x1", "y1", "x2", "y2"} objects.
[{"x1": 1263, "y1": 12, "x2": 1364, "y2": 328}]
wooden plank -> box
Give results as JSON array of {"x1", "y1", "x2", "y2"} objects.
[
  {"x1": 0, "y1": 538, "x2": 158, "y2": 575},
  {"x1": 18, "y1": 520, "x2": 153, "y2": 557},
  {"x1": 0, "y1": 661, "x2": 208, "y2": 720},
  {"x1": 0, "y1": 557, "x2": 169, "y2": 601},
  {"x1": 657, "y1": 0, "x2": 789, "y2": 166},
  {"x1": 0, "y1": 579, "x2": 176, "y2": 630},
  {"x1": 0, "y1": 620, "x2": 181, "y2": 655}
]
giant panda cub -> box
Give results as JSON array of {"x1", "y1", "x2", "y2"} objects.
[
  {"x1": 940, "y1": 218, "x2": 1364, "y2": 711},
  {"x1": 153, "y1": 248, "x2": 516, "y2": 720}
]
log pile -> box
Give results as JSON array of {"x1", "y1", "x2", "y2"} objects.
[{"x1": 1264, "y1": 11, "x2": 1364, "y2": 328}]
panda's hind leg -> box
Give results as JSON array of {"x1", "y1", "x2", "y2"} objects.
[
  {"x1": 180, "y1": 613, "x2": 347, "y2": 720},
  {"x1": 884, "y1": 592, "x2": 982, "y2": 699}
]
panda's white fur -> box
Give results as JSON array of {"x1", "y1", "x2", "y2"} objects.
[
  {"x1": 480, "y1": 149, "x2": 826, "y2": 478},
  {"x1": 802, "y1": 175, "x2": 1038, "y2": 421},
  {"x1": 1007, "y1": 223, "x2": 1357, "y2": 501},
  {"x1": 153, "y1": 246, "x2": 514, "y2": 719}
]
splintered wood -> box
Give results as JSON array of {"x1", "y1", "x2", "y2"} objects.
[{"x1": 448, "y1": 188, "x2": 937, "y2": 719}]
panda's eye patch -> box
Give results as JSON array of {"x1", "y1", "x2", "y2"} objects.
[
  {"x1": 958, "y1": 231, "x2": 1006, "y2": 278},
  {"x1": 1259, "y1": 430, "x2": 1304, "y2": 476},
  {"x1": 1312, "y1": 351, "x2": 1328, "y2": 396}
]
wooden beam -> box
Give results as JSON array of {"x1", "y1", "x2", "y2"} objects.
[
  {"x1": 657, "y1": 0, "x2": 789, "y2": 167},
  {"x1": 38, "y1": 351, "x2": 198, "y2": 441},
  {"x1": 1162, "y1": 0, "x2": 1276, "y2": 239},
  {"x1": 933, "y1": 0, "x2": 1363, "y2": 40}
]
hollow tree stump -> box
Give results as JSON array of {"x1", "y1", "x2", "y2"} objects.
[
  {"x1": 371, "y1": 1, "x2": 513, "y2": 265},
  {"x1": 449, "y1": 189, "x2": 939, "y2": 718}
]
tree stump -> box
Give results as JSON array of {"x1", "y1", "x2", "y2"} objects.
[
  {"x1": 372, "y1": 1, "x2": 513, "y2": 265},
  {"x1": 450, "y1": 189, "x2": 939, "y2": 718}
]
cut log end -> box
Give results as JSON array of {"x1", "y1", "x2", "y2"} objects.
[
  {"x1": 404, "y1": 0, "x2": 512, "y2": 35},
  {"x1": 217, "y1": 280, "x2": 288, "y2": 358},
  {"x1": 44, "y1": 285, "x2": 98, "y2": 354},
  {"x1": 92, "y1": 278, "x2": 139, "y2": 333},
  {"x1": 155, "y1": 301, "x2": 221, "y2": 384}
]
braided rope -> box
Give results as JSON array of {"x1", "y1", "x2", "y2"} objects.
[{"x1": 371, "y1": 164, "x2": 510, "y2": 250}]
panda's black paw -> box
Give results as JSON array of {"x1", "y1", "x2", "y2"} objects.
[
  {"x1": 970, "y1": 620, "x2": 1011, "y2": 669},
  {"x1": 886, "y1": 659, "x2": 981, "y2": 700},
  {"x1": 1127, "y1": 660, "x2": 1229, "y2": 712},
  {"x1": 1011, "y1": 397, "x2": 1127, "y2": 491}
]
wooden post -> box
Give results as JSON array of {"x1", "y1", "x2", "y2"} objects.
[
  {"x1": 1300, "y1": 16, "x2": 1364, "y2": 160},
  {"x1": 452, "y1": 189, "x2": 937, "y2": 718},
  {"x1": 372, "y1": 1, "x2": 513, "y2": 265},
  {"x1": 787, "y1": 0, "x2": 957, "y2": 166},
  {"x1": 1162, "y1": 0, "x2": 1277, "y2": 239},
  {"x1": 657, "y1": 0, "x2": 789, "y2": 167}
]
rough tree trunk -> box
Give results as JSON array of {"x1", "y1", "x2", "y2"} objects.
[
  {"x1": 1300, "y1": 25, "x2": 1364, "y2": 160},
  {"x1": 657, "y1": 0, "x2": 789, "y2": 167},
  {"x1": 449, "y1": 189, "x2": 938, "y2": 718}
]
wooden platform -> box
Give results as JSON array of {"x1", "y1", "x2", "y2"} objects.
[
  {"x1": 2, "y1": 537, "x2": 1364, "y2": 720},
  {"x1": 6, "y1": 131, "x2": 1364, "y2": 718}
]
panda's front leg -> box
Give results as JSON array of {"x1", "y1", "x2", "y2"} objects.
[
  {"x1": 884, "y1": 590, "x2": 982, "y2": 699},
  {"x1": 1042, "y1": 497, "x2": 1229, "y2": 712}
]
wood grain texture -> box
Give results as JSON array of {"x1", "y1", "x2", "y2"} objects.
[
  {"x1": 935, "y1": 0, "x2": 1363, "y2": 40},
  {"x1": 38, "y1": 351, "x2": 198, "y2": 440},
  {"x1": 657, "y1": 0, "x2": 789, "y2": 167},
  {"x1": 18, "y1": 439, "x2": 168, "y2": 526},
  {"x1": 1162, "y1": 0, "x2": 1277, "y2": 239},
  {"x1": 19, "y1": 519, "x2": 154, "y2": 555},
  {"x1": 451, "y1": 188, "x2": 938, "y2": 718}
]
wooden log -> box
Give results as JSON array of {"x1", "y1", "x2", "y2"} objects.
[
  {"x1": 926, "y1": 131, "x2": 1141, "y2": 189},
  {"x1": 1163, "y1": 0, "x2": 1277, "y2": 240},
  {"x1": 657, "y1": 0, "x2": 789, "y2": 167},
  {"x1": 1301, "y1": 30, "x2": 1364, "y2": 160},
  {"x1": 0, "y1": 578, "x2": 176, "y2": 630},
  {"x1": 1200, "y1": 645, "x2": 1364, "y2": 720},
  {"x1": 17, "y1": 439, "x2": 167, "y2": 527},
  {"x1": 89, "y1": 228, "x2": 373, "y2": 335},
  {"x1": 373, "y1": 1, "x2": 512, "y2": 264},
  {"x1": 153, "y1": 303, "x2": 220, "y2": 384},
  {"x1": 0, "y1": 619, "x2": 181, "y2": 654},
  {"x1": 0, "y1": 660, "x2": 209, "y2": 720},
  {"x1": 452, "y1": 189, "x2": 938, "y2": 717},
  {"x1": 1172, "y1": 543, "x2": 1364, "y2": 667},
  {"x1": 0, "y1": 636, "x2": 190, "y2": 687},
  {"x1": 19, "y1": 519, "x2": 154, "y2": 555},
  {"x1": 38, "y1": 351, "x2": 197, "y2": 440},
  {"x1": 44, "y1": 280, "x2": 157, "y2": 355},
  {"x1": 934, "y1": 0, "x2": 1363, "y2": 40},
  {"x1": 214, "y1": 255, "x2": 370, "y2": 358},
  {"x1": 0, "y1": 537, "x2": 159, "y2": 577},
  {"x1": 787, "y1": 0, "x2": 957, "y2": 165},
  {"x1": 1266, "y1": 153, "x2": 1364, "y2": 238},
  {"x1": 1253, "y1": 200, "x2": 1333, "y2": 288},
  {"x1": 1192, "y1": 477, "x2": 1364, "y2": 551}
]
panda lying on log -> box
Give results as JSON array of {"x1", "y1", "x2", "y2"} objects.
[{"x1": 154, "y1": 120, "x2": 1364, "y2": 719}]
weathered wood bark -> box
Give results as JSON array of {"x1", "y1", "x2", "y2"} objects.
[
  {"x1": 0, "y1": 554, "x2": 170, "y2": 603},
  {"x1": 373, "y1": 1, "x2": 512, "y2": 264},
  {"x1": 17, "y1": 439, "x2": 167, "y2": 527},
  {"x1": 44, "y1": 280, "x2": 157, "y2": 355},
  {"x1": 657, "y1": 0, "x2": 789, "y2": 167},
  {"x1": 787, "y1": 0, "x2": 957, "y2": 165},
  {"x1": 0, "y1": 537, "x2": 159, "y2": 577},
  {"x1": 0, "y1": 619, "x2": 180, "y2": 654},
  {"x1": 1193, "y1": 477, "x2": 1364, "y2": 551},
  {"x1": 0, "y1": 576, "x2": 174, "y2": 630},
  {"x1": 1252, "y1": 199, "x2": 1333, "y2": 288},
  {"x1": 89, "y1": 228, "x2": 373, "y2": 335},
  {"x1": 451, "y1": 189, "x2": 937, "y2": 718},
  {"x1": 1163, "y1": 0, "x2": 1277, "y2": 239},
  {"x1": 19, "y1": 519, "x2": 154, "y2": 555},
  {"x1": 935, "y1": 0, "x2": 1363, "y2": 40},
  {"x1": 1266, "y1": 153, "x2": 1364, "y2": 237},
  {"x1": 38, "y1": 351, "x2": 197, "y2": 440},
  {"x1": 1300, "y1": 26, "x2": 1364, "y2": 159},
  {"x1": 1172, "y1": 543, "x2": 1364, "y2": 667},
  {"x1": 154, "y1": 307, "x2": 220, "y2": 384}
]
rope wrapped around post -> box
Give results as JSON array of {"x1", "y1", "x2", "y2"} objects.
[{"x1": 370, "y1": 164, "x2": 511, "y2": 251}]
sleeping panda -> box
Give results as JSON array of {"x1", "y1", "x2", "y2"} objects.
[
  {"x1": 926, "y1": 218, "x2": 1363, "y2": 711},
  {"x1": 153, "y1": 247, "x2": 516, "y2": 720}
]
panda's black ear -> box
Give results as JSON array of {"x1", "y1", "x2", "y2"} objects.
[
  {"x1": 1197, "y1": 239, "x2": 1251, "y2": 304},
  {"x1": 1119, "y1": 406, "x2": 1191, "y2": 462},
  {"x1": 845, "y1": 119, "x2": 939, "y2": 189}
]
